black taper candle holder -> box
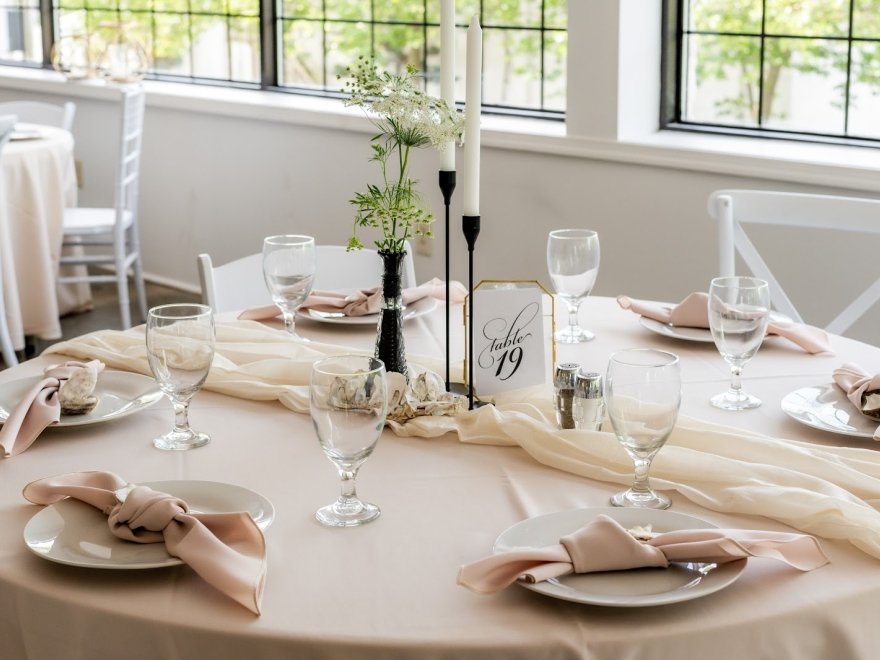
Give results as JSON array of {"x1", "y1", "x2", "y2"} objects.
[
  {"x1": 462, "y1": 214, "x2": 481, "y2": 410},
  {"x1": 438, "y1": 170, "x2": 456, "y2": 392}
]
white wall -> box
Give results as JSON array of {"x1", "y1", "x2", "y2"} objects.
[{"x1": 1, "y1": 81, "x2": 879, "y2": 345}]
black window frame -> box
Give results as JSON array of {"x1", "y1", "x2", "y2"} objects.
[{"x1": 661, "y1": 0, "x2": 880, "y2": 148}]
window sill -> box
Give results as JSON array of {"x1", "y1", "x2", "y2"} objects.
[{"x1": 2, "y1": 65, "x2": 879, "y2": 194}]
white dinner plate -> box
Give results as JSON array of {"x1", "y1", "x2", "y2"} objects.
[
  {"x1": 639, "y1": 311, "x2": 791, "y2": 344},
  {"x1": 781, "y1": 384, "x2": 876, "y2": 439},
  {"x1": 494, "y1": 507, "x2": 746, "y2": 607},
  {"x1": 10, "y1": 123, "x2": 48, "y2": 141},
  {"x1": 23, "y1": 480, "x2": 275, "y2": 569},
  {"x1": 0, "y1": 371, "x2": 163, "y2": 428},
  {"x1": 638, "y1": 317, "x2": 715, "y2": 343},
  {"x1": 300, "y1": 295, "x2": 438, "y2": 325}
]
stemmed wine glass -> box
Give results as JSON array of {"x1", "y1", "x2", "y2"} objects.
[
  {"x1": 262, "y1": 235, "x2": 316, "y2": 339},
  {"x1": 146, "y1": 304, "x2": 215, "y2": 451},
  {"x1": 606, "y1": 348, "x2": 680, "y2": 510},
  {"x1": 310, "y1": 355, "x2": 387, "y2": 527},
  {"x1": 547, "y1": 229, "x2": 600, "y2": 343},
  {"x1": 708, "y1": 276, "x2": 770, "y2": 410}
]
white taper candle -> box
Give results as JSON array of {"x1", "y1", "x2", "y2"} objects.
[
  {"x1": 440, "y1": 0, "x2": 456, "y2": 171},
  {"x1": 463, "y1": 15, "x2": 482, "y2": 216}
]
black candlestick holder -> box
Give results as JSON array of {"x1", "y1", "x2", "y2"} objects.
[
  {"x1": 438, "y1": 170, "x2": 456, "y2": 392},
  {"x1": 462, "y1": 214, "x2": 480, "y2": 410}
]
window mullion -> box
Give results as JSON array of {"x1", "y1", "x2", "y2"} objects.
[
  {"x1": 259, "y1": 0, "x2": 276, "y2": 87},
  {"x1": 40, "y1": 0, "x2": 54, "y2": 68}
]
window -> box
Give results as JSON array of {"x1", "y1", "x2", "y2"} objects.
[
  {"x1": 0, "y1": 0, "x2": 42, "y2": 64},
  {"x1": 1, "y1": 0, "x2": 567, "y2": 116},
  {"x1": 668, "y1": 0, "x2": 880, "y2": 142}
]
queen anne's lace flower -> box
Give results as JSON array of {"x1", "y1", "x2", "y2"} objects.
[{"x1": 341, "y1": 59, "x2": 465, "y2": 254}]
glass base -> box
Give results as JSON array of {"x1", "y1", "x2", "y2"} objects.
[
  {"x1": 610, "y1": 488, "x2": 671, "y2": 510},
  {"x1": 316, "y1": 498, "x2": 380, "y2": 527},
  {"x1": 555, "y1": 326, "x2": 595, "y2": 344},
  {"x1": 153, "y1": 429, "x2": 210, "y2": 451},
  {"x1": 710, "y1": 389, "x2": 762, "y2": 411}
]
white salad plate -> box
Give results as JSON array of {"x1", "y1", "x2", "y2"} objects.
[
  {"x1": 300, "y1": 295, "x2": 438, "y2": 325},
  {"x1": 0, "y1": 371, "x2": 163, "y2": 428},
  {"x1": 494, "y1": 507, "x2": 746, "y2": 607},
  {"x1": 23, "y1": 480, "x2": 275, "y2": 569},
  {"x1": 781, "y1": 384, "x2": 876, "y2": 439}
]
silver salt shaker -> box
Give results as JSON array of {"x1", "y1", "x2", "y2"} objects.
[
  {"x1": 573, "y1": 371, "x2": 605, "y2": 432},
  {"x1": 554, "y1": 363, "x2": 579, "y2": 429}
]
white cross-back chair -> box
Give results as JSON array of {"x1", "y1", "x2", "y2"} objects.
[
  {"x1": 58, "y1": 86, "x2": 147, "y2": 330},
  {"x1": 0, "y1": 101, "x2": 75, "y2": 132},
  {"x1": 198, "y1": 243, "x2": 417, "y2": 314},
  {"x1": 0, "y1": 114, "x2": 18, "y2": 366},
  {"x1": 709, "y1": 189, "x2": 880, "y2": 335}
]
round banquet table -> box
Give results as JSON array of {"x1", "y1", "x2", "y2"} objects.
[
  {"x1": 0, "y1": 125, "x2": 90, "y2": 351},
  {"x1": 0, "y1": 297, "x2": 878, "y2": 659}
]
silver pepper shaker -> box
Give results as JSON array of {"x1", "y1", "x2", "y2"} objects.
[
  {"x1": 573, "y1": 371, "x2": 604, "y2": 432},
  {"x1": 554, "y1": 363, "x2": 579, "y2": 429}
]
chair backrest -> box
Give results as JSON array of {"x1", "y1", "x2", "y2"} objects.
[
  {"x1": 198, "y1": 242, "x2": 417, "y2": 314},
  {"x1": 0, "y1": 114, "x2": 19, "y2": 366},
  {"x1": 114, "y1": 86, "x2": 145, "y2": 222},
  {"x1": 708, "y1": 189, "x2": 880, "y2": 334},
  {"x1": 0, "y1": 101, "x2": 75, "y2": 132}
]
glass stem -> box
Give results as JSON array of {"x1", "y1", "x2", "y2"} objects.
[
  {"x1": 282, "y1": 311, "x2": 294, "y2": 333},
  {"x1": 729, "y1": 364, "x2": 742, "y2": 393},
  {"x1": 568, "y1": 303, "x2": 579, "y2": 332},
  {"x1": 172, "y1": 399, "x2": 191, "y2": 434},
  {"x1": 631, "y1": 456, "x2": 653, "y2": 494},
  {"x1": 338, "y1": 468, "x2": 358, "y2": 502}
]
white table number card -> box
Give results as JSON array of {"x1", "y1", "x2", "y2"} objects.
[{"x1": 468, "y1": 281, "x2": 555, "y2": 397}]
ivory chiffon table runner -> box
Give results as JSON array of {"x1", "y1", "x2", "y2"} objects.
[{"x1": 2, "y1": 296, "x2": 878, "y2": 659}]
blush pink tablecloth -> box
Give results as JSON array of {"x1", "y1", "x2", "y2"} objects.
[
  {"x1": 0, "y1": 125, "x2": 91, "y2": 350},
  {"x1": 0, "y1": 297, "x2": 878, "y2": 659}
]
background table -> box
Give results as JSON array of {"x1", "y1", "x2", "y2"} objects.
[
  {"x1": 0, "y1": 125, "x2": 90, "y2": 351},
  {"x1": 0, "y1": 297, "x2": 877, "y2": 659}
]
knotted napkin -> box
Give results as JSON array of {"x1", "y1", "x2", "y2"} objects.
[
  {"x1": 833, "y1": 363, "x2": 880, "y2": 440},
  {"x1": 23, "y1": 471, "x2": 266, "y2": 614},
  {"x1": 458, "y1": 514, "x2": 829, "y2": 594},
  {"x1": 617, "y1": 292, "x2": 831, "y2": 354},
  {"x1": 239, "y1": 278, "x2": 467, "y2": 321},
  {"x1": 0, "y1": 360, "x2": 104, "y2": 458}
]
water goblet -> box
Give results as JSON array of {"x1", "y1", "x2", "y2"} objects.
[
  {"x1": 607, "y1": 348, "x2": 681, "y2": 510},
  {"x1": 262, "y1": 234, "x2": 316, "y2": 339},
  {"x1": 146, "y1": 304, "x2": 215, "y2": 451},
  {"x1": 310, "y1": 355, "x2": 387, "y2": 527},
  {"x1": 547, "y1": 229, "x2": 600, "y2": 343},
  {"x1": 708, "y1": 276, "x2": 770, "y2": 410}
]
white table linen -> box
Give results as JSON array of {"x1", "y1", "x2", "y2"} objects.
[
  {"x1": 0, "y1": 126, "x2": 90, "y2": 350},
  {"x1": 1, "y1": 297, "x2": 879, "y2": 659}
]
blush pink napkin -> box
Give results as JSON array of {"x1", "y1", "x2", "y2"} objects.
[
  {"x1": 617, "y1": 292, "x2": 831, "y2": 354},
  {"x1": 0, "y1": 360, "x2": 104, "y2": 458},
  {"x1": 833, "y1": 363, "x2": 880, "y2": 441},
  {"x1": 23, "y1": 471, "x2": 266, "y2": 614},
  {"x1": 458, "y1": 514, "x2": 829, "y2": 595},
  {"x1": 238, "y1": 278, "x2": 468, "y2": 321}
]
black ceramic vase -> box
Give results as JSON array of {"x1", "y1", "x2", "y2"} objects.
[{"x1": 375, "y1": 249, "x2": 408, "y2": 380}]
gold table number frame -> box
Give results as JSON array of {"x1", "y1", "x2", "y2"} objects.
[{"x1": 463, "y1": 280, "x2": 556, "y2": 398}]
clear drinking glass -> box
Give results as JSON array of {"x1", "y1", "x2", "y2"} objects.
[
  {"x1": 310, "y1": 355, "x2": 387, "y2": 527},
  {"x1": 606, "y1": 348, "x2": 681, "y2": 510},
  {"x1": 547, "y1": 229, "x2": 600, "y2": 343},
  {"x1": 708, "y1": 276, "x2": 770, "y2": 411},
  {"x1": 262, "y1": 234, "x2": 316, "y2": 339},
  {"x1": 146, "y1": 304, "x2": 215, "y2": 451}
]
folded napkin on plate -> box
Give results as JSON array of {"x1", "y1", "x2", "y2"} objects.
[
  {"x1": 238, "y1": 278, "x2": 467, "y2": 321},
  {"x1": 0, "y1": 360, "x2": 104, "y2": 458},
  {"x1": 833, "y1": 363, "x2": 880, "y2": 440},
  {"x1": 23, "y1": 471, "x2": 266, "y2": 615},
  {"x1": 617, "y1": 292, "x2": 831, "y2": 354},
  {"x1": 458, "y1": 513, "x2": 829, "y2": 594}
]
